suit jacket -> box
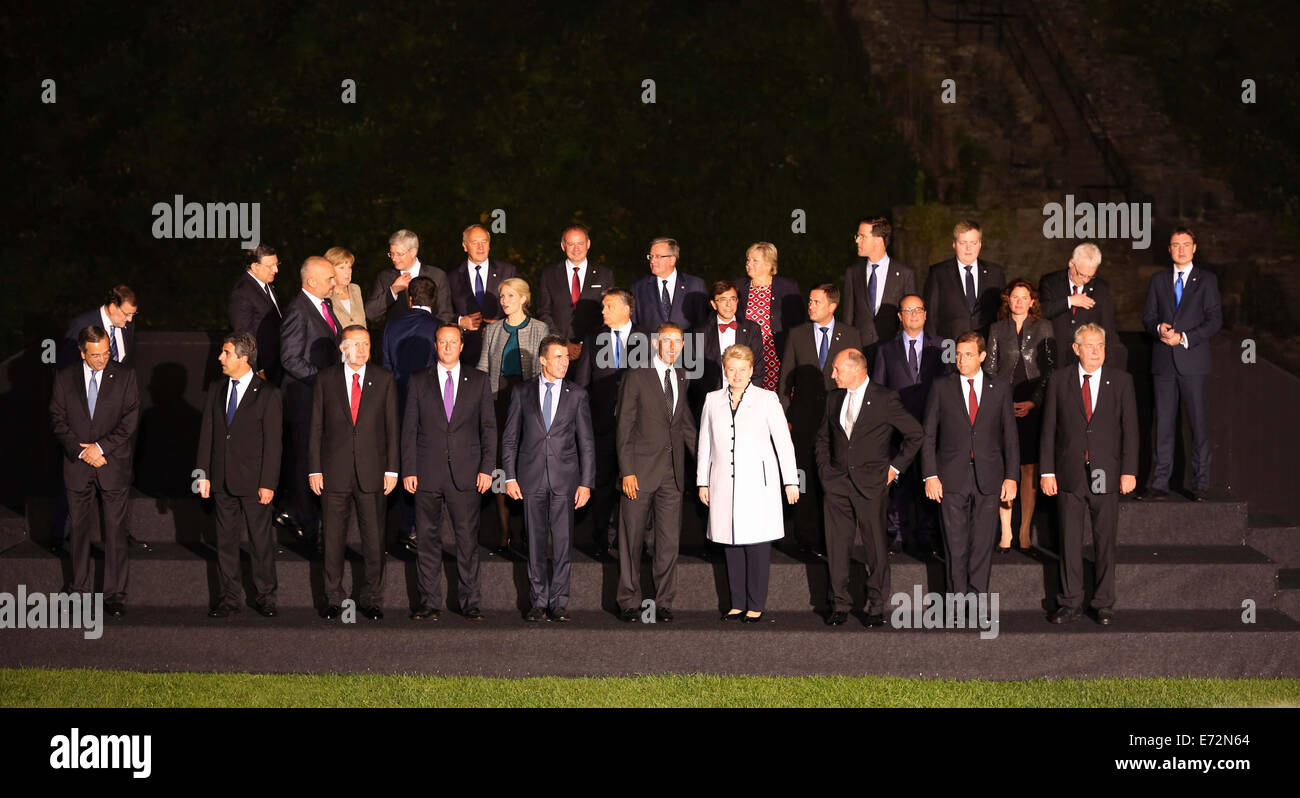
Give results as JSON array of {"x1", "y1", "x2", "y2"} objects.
[
  {"x1": 734, "y1": 275, "x2": 805, "y2": 359},
  {"x1": 631, "y1": 271, "x2": 710, "y2": 332},
  {"x1": 1142, "y1": 266, "x2": 1222, "y2": 376},
  {"x1": 1038, "y1": 268, "x2": 1118, "y2": 367},
  {"x1": 401, "y1": 364, "x2": 497, "y2": 493},
  {"x1": 447, "y1": 258, "x2": 517, "y2": 367},
  {"x1": 923, "y1": 257, "x2": 1006, "y2": 340},
  {"x1": 616, "y1": 364, "x2": 698, "y2": 491},
  {"x1": 501, "y1": 378, "x2": 596, "y2": 493},
  {"x1": 49, "y1": 361, "x2": 140, "y2": 491},
  {"x1": 308, "y1": 364, "x2": 399, "y2": 493},
  {"x1": 986, "y1": 317, "x2": 1056, "y2": 408},
  {"x1": 842, "y1": 258, "x2": 917, "y2": 350},
  {"x1": 280, "y1": 291, "x2": 342, "y2": 421},
  {"x1": 1040, "y1": 366, "x2": 1139, "y2": 495},
  {"x1": 573, "y1": 325, "x2": 651, "y2": 435},
  {"x1": 871, "y1": 331, "x2": 950, "y2": 420},
  {"x1": 815, "y1": 382, "x2": 923, "y2": 499},
  {"x1": 330, "y1": 283, "x2": 367, "y2": 329},
  {"x1": 63, "y1": 308, "x2": 135, "y2": 370},
  {"x1": 228, "y1": 272, "x2": 283, "y2": 382},
  {"x1": 382, "y1": 306, "x2": 442, "y2": 401},
  {"x1": 921, "y1": 373, "x2": 1019, "y2": 495},
  {"x1": 364, "y1": 264, "x2": 453, "y2": 329},
  {"x1": 476, "y1": 315, "x2": 550, "y2": 394},
  {"x1": 536, "y1": 261, "x2": 616, "y2": 342},
  {"x1": 777, "y1": 320, "x2": 862, "y2": 436},
  {"x1": 195, "y1": 374, "x2": 282, "y2": 496},
  {"x1": 687, "y1": 314, "x2": 765, "y2": 416}
]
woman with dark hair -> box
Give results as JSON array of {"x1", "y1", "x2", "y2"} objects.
[
  {"x1": 734, "y1": 242, "x2": 803, "y2": 391},
  {"x1": 986, "y1": 278, "x2": 1056, "y2": 552}
]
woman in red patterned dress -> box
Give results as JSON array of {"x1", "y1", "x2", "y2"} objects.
[{"x1": 735, "y1": 242, "x2": 804, "y2": 391}]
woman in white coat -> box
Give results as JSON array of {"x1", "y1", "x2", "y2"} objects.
[{"x1": 698, "y1": 344, "x2": 800, "y2": 623}]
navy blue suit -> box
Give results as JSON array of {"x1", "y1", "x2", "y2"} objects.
[
  {"x1": 63, "y1": 308, "x2": 135, "y2": 369},
  {"x1": 1141, "y1": 265, "x2": 1222, "y2": 493},
  {"x1": 631, "y1": 271, "x2": 710, "y2": 332},
  {"x1": 381, "y1": 307, "x2": 442, "y2": 407},
  {"x1": 447, "y1": 258, "x2": 516, "y2": 369}
]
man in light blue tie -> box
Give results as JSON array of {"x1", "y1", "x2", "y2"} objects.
[{"x1": 502, "y1": 335, "x2": 596, "y2": 621}]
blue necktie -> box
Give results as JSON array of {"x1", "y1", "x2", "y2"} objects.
[
  {"x1": 87, "y1": 370, "x2": 99, "y2": 419},
  {"x1": 613, "y1": 330, "x2": 622, "y2": 369},
  {"x1": 964, "y1": 265, "x2": 977, "y2": 313},
  {"x1": 474, "y1": 265, "x2": 485, "y2": 309},
  {"x1": 866, "y1": 264, "x2": 878, "y2": 316},
  {"x1": 226, "y1": 380, "x2": 238, "y2": 426},
  {"x1": 543, "y1": 382, "x2": 554, "y2": 431},
  {"x1": 1174, "y1": 271, "x2": 1184, "y2": 309},
  {"x1": 109, "y1": 329, "x2": 120, "y2": 362},
  {"x1": 660, "y1": 279, "x2": 671, "y2": 322},
  {"x1": 908, "y1": 338, "x2": 920, "y2": 383},
  {"x1": 818, "y1": 327, "x2": 829, "y2": 370}
]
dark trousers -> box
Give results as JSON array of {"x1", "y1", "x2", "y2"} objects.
[
  {"x1": 320, "y1": 486, "x2": 385, "y2": 607},
  {"x1": 1151, "y1": 372, "x2": 1211, "y2": 492},
  {"x1": 525, "y1": 488, "x2": 574, "y2": 610},
  {"x1": 282, "y1": 415, "x2": 320, "y2": 533},
  {"x1": 212, "y1": 487, "x2": 277, "y2": 607},
  {"x1": 823, "y1": 485, "x2": 889, "y2": 614},
  {"x1": 66, "y1": 482, "x2": 129, "y2": 602},
  {"x1": 790, "y1": 429, "x2": 825, "y2": 550},
  {"x1": 888, "y1": 460, "x2": 938, "y2": 547},
  {"x1": 1057, "y1": 489, "x2": 1118, "y2": 610},
  {"x1": 414, "y1": 484, "x2": 483, "y2": 612},
  {"x1": 586, "y1": 430, "x2": 620, "y2": 549},
  {"x1": 723, "y1": 542, "x2": 771, "y2": 611},
  {"x1": 937, "y1": 467, "x2": 999, "y2": 595},
  {"x1": 617, "y1": 484, "x2": 682, "y2": 610}
]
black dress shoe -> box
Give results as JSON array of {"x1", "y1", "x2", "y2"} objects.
[
  {"x1": 721, "y1": 610, "x2": 744, "y2": 622},
  {"x1": 362, "y1": 606, "x2": 383, "y2": 621},
  {"x1": 742, "y1": 612, "x2": 764, "y2": 624},
  {"x1": 274, "y1": 512, "x2": 302, "y2": 535},
  {"x1": 1136, "y1": 488, "x2": 1168, "y2": 502},
  {"x1": 1050, "y1": 607, "x2": 1080, "y2": 624},
  {"x1": 549, "y1": 607, "x2": 570, "y2": 622},
  {"x1": 864, "y1": 613, "x2": 886, "y2": 628},
  {"x1": 106, "y1": 602, "x2": 126, "y2": 618},
  {"x1": 49, "y1": 541, "x2": 66, "y2": 557},
  {"x1": 207, "y1": 605, "x2": 239, "y2": 618},
  {"x1": 127, "y1": 535, "x2": 152, "y2": 552},
  {"x1": 525, "y1": 607, "x2": 546, "y2": 622},
  {"x1": 655, "y1": 607, "x2": 674, "y2": 623},
  {"x1": 996, "y1": 544, "x2": 1012, "y2": 554},
  {"x1": 411, "y1": 606, "x2": 440, "y2": 621},
  {"x1": 255, "y1": 602, "x2": 277, "y2": 618},
  {"x1": 888, "y1": 538, "x2": 903, "y2": 554},
  {"x1": 618, "y1": 608, "x2": 639, "y2": 623},
  {"x1": 464, "y1": 607, "x2": 485, "y2": 621},
  {"x1": 1190, "y1": 490, "x2": 1208, "y2": 502},
  {"x1": 323, "y1": 605, "x2": 342, "y2": 620},
  {"x1": 826, "y1": 611, "x2": 848, "y2": 626},
  {"x1": 1094, "y1": 608, "x2": 1115, "y2": 626}
]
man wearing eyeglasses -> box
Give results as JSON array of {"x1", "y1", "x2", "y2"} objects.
[
  {"x1": 1038, "y1": 243, "x2": 1124, "y2": 370},
  {"x1": 62, "y1": 285, "x2": 139, "y2": 369},
  {"x1": 630, "y1": 237, "x2": 709, "y2": 333},
  {"x1": 365, "y1": 229, "x2": 453, "y2": 328},
  {"x1": 872, "y1": 295, "x2": 950, "y2": 555}
]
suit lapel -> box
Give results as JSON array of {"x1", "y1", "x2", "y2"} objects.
[
  {"x1": 1174, "y1": 270, "x2": 1200, "y2": 322},
  {"x1": 670, "y1": 276, "x2": 688, "y2": 321}
]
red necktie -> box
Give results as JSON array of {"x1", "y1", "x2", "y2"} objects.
[
  {"x1": 1071, "y1": 284, "x2": 1078, "y2": 316},
  {"x1": 719, "y1": 321, "x2": 737, "y2": 332},
  {"x1": 322, "y1": 299, "x2": 337, "y2": 335},
  {"x1": 968, "y1": 378, "x2": 978, "y2": 459},
  {"x1": 571, "y1": 267, "x2": 581, "y2": 307},
  {"x1": 1082, "y1": 373, "x2": 1092, "y2": 462},
  {"x1": 350, "y1": 372, "x2": 361, "y2": 424}
]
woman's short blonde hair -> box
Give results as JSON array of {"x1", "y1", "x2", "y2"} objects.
[
  {"x1": 721, "y1": 344, "x2": 755, "y2": 367},
  {"x1": 746, "y1": 242, "x2": 778, "y2": 276},
  {"x1": 500, "y1": 277, "x2": 531, "y2": 309},
  {"x1": 323, "y1": 246, "x2": 355, "y2": 267}
]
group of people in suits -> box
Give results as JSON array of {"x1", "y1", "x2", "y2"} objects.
[{"x1": 50, "y1": 217, "x2": 1220, "y2": 628}]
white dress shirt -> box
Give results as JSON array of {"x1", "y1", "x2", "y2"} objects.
[
  {"x1": 959, "y1": 260, "x2": 979, "y2": 300},
  {"x1": 657, "y1": 268, "x2": 677, "y2": 305},
  {"x1": 302, "y1": 288, "x2": 333, "y2": 325},
  {"x1": 538, "y1": 374, "x2": 561, "y2": 417},
  {"x1": 866, "y1": 253, "x2": 891, "y2": 315},
  {"x1": 838, "y1": 376, "x2": 869, "y2": 433},
  {"x1": 813, "y1": 317, "x2": 836, "y2": 350},
  {"x1": 437, "y1": 362, "x2": 461, "y2": 406},
  {"x1": 227, "y1": 368, "x2": 253, "y2": 412},
  {"x1": 566, "y1": 258, "x2": 588, "y2": 292},
  {"x1": 652, "y1": 355, "x2": 678, "y2": 414},
  {"x1": 715, "y1": 314, "x2": 738, "y2": 353},
  {"x1": 98, "y1": 306, "x2": 126, "y2": 362}
]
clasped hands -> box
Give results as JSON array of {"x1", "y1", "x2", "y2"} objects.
[{"x1": 78, "y1": 443, "x2": 106, "y2": 468}]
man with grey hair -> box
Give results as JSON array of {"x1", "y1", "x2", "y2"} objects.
[
  {"x1": 1038, "y1": 242, "x2": 1124, "y2": 369},
  {"x1": 447, "y1": 223, "x2": 517, "y2": 369},
  {"x1": 630, "y1": 237, "x2": 709, "y2": 332},
  {"x1": 366, "y1": 229, "x2": 453, "y2": 328}
]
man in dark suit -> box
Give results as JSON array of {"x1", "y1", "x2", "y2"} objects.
[
  {"x1": 872, "y1": 294, "x2": 949, "y2": 554},
  {"x1": 364, "y1": 228, "x2": 453, "y2": 329},
  {"x1": 195, "y1": 332, "x2": 282, "y2": 618},
  {"x1": 278, "y1": 256, "x2": 342, "y2": 542},
  {"x1": 402, "y1": 323, "x2": 497, "y2": 621},
  {"x1": 688, "y1": 280, "x2": 765, "y2": 418},
  {"x1": 573, "y1": 288, "x2": 647, "y2": 558},
  {"x1": 815, "y1": 348, "x2": 923, "y2": 627},
  {"x1": 1038, "y1": 243, "x2": 1123, "y2": 370},
  {"x1": 924, "y1": 220, "x2": 1006, "y2": 341},
  {"x1": 62, "y1": 285, "x2": 138, "y2": 369},
  {"x1": 843, "y1": 216, "x2": 917, "y2": 362},
  {"x1": 446, "y1": 223, "x2": 517, "y2": 369},
  {"x1": 308, "y1": 326, "x2": 399, "y2": 620},
  {"x1": 49, "y1": 326, "x2": 140, "y2": 617},
  {"x1": 536, "y1": 223, "x2": 616, "y2": 361},
  {"x1": 502, "y1": 335, "x2": 596, "y2": 622},
  {"x1": 616, "y1": 323, "x2": 698, "y2": 623},
  {"x1": 1139, "y1": 227, "x2": 1223, "y2": 502},
  {"x1": 228, "y1": 244, "x2": 283, "y2": 383},
  {"x1": 630, "y1": 237, "x2": 709, "y2": 332},
  {"x1": 777, "y1": 284, "x2": 862, "y2": 557},
  {"x1": 922, "y1": 332, "x2": 1019, "y2": 596},
  {"x1": 1040, "y1": 323, "x2": 1138, "y2": 625}
]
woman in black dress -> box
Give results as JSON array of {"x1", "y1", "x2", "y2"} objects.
[{"x1": 986, "y1": 278, "x2": 1056, "y2": 552}]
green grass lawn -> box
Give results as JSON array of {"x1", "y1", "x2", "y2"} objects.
[{"x1": 2, "y1": 669, "x2": 1298, "y2": 708}]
